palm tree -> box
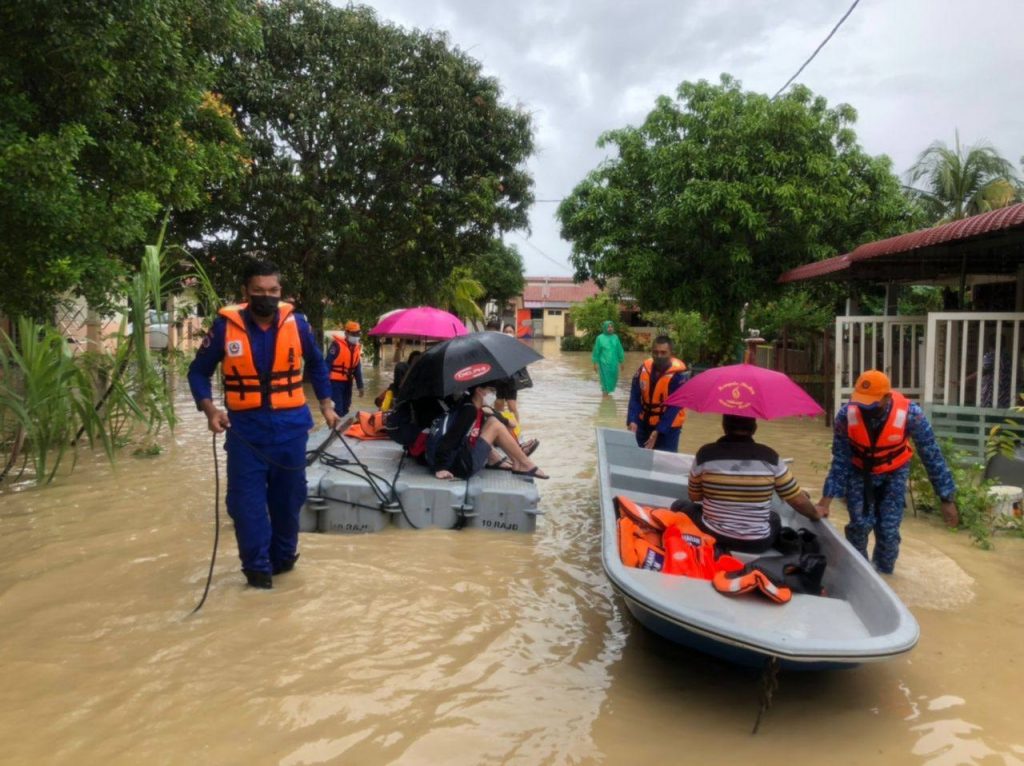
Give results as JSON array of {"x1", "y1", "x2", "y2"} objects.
[
  {"x1": 907, "y1": 131, "x2": 1020, "y2": 223},
  {"x1": 437, "y1": 266, "x2": 485, "y2": 322}
]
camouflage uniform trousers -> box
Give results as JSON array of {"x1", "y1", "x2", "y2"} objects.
[{"x1": 843, "y1": 464, "x2": 910, "y2": 575}]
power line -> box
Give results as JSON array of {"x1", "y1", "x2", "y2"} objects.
[
  {"x1": 772, "y1": 0, "x2": 861, "y2": 100},
  {"x1": 510, "y1": 231, "x2": 573, "y2": 272}
]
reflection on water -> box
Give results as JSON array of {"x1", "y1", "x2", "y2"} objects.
[{"x1": 1, "y1": 344, "x2": 1022, "y2": 764}]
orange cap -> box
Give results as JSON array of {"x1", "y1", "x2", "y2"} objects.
[
  {"x1": 345, "y1": 321, "x2": 361, "y2": 333},
  {"x1": 850, "y1": 370, "x2": 891, "y2": 405}
]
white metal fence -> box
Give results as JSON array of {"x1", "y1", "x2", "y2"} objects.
[
  {"x1": 833, "y1": 312, "x2": 1024, "y2": 459},
  {"x1": 923, "y1": 312, "x2": 1024, "y2": 408},
  {"x1": 834, "y1": 316, "x2": 927, "y2": 409}
]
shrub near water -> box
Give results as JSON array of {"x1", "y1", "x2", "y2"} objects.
[
  {"x1": 0, "y1": 228, "x2": 192, "y2": 485},
  {"x1": 909, "y1": 439, "x2": 996, "y2": 549},
  {"x1": 0, "y1": 318, "x2": 114, "y2": 483}
]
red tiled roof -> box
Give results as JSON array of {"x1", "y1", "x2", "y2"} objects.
[
  {"x1": 777, "y1": 253, "x2": 850, "y2": 283},
  {"x1": 849, "y1": 202, "x2": 1024, "y2": 262},
  {"x1": 522, "y1": 279, "x2": 601, "y2": 304},
  {"x1": 778, "y1": 202, "x2": 1024, "y2": 284}
]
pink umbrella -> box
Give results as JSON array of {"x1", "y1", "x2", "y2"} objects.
[
  {"x1": 368, "y1": 306, "x2": 469, "y2": 340},
  {"x1": 664, "y1": 363, "x2": 824, "y2": 420}
]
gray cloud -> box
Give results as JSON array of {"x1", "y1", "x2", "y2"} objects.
[{"x1": 358, "y1": 0, "x2": 1024, "y2": 276}]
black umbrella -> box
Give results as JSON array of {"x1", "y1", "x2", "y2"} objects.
[{"x1": 398, "y1": 332, "x2": 544, "y2": 399}]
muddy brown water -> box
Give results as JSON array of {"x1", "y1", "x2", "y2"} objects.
[{"x1": 1, "y1": 341, "x2": 1022, "y2": 765}]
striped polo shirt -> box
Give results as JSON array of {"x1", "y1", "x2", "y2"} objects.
[{"x1": 687, "y1": 434, "x2": 802, "y2": 540}]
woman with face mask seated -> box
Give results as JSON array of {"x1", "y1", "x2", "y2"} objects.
[{"x1": 425, "y1": 383, "x2": 549, "y2": 481}]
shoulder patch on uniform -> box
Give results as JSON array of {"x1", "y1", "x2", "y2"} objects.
[{"x1": 201, "y1": 332, "x2": 212, "y2": 349}]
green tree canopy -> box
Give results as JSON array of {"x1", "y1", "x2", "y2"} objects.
[
  {"x1": 437, "y1": 266, "x2": 485, "y2": 321},
  {"x1": 640, "y1": 309, "x2": 709, "y2": 362},
  {"x1": 473, "y1": 240, "x2": 525, "y2": 311},
  {"x1": 745, "y1": 290, "x2": 833, "y2": 345},
  {"x1": 201, "y1": 0, "x2": 534, "y2": 330},
  {"x1": 0, "y1": 0, "x2": 257, "y2": 319},
  {"x1": 557, "y1": 75, "x2": 913, "y2": 358},
  {"x1": 568, "y1": 294, "x2": 634, "y2": 350},
  {"x1": 907, "y1": 130, "x2": 1021, "y2": 223}
]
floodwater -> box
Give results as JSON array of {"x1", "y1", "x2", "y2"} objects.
[{"x1": 1, "y1": 341, "x2": 1023, "y2": 765}]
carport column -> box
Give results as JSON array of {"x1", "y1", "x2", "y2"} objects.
[
  {"x1": 85, "y1": 305, "x2": 102, "y2": 354},
  {"x1": 884, "y1": 282, "x2": 899, "y2": 316}
]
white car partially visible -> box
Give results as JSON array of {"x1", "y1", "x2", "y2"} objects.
[{"x1": 147, "y1": 310, "x2": 169, "y2": 350}]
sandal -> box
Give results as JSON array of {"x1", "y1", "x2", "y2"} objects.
[
  {"x1": 511, "y1": 466, "x2": 549, "y2": 480},
  {"x1": 485, "y1": 457, "x2": 514, "y2": 471},
  {"x1": 520, "y1": 438, "x2": 539, "y2": 457}
]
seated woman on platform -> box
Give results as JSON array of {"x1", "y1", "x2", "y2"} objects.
[
  {"x1": 426, "y1": 383, "x2": 548, "y2": 481},
  {"x1": 673, "y1": 415, "x2": 823, "y2": 553}
]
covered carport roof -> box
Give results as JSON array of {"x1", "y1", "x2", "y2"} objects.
[{"x1": 778, "y1": 202, "x2": 1024, "y2": 284}]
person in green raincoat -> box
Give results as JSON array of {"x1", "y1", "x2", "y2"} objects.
[{"x1": 592, "y1": 320, "x2": 625, "y2": 395}]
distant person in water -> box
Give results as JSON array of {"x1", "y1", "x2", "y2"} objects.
[{"x1": 592, "y1": 320, "x2": 625, "y2": 395}]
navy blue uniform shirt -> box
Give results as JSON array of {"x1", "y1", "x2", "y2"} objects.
[{"x1": 188, "y1": 308, "x2": 332, "y2": 445}]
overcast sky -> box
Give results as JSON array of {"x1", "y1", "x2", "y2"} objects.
[{"x1": 357, "y1": 0, "x2": 1024, "y2": 277}]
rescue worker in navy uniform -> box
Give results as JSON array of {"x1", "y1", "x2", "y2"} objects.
[
  {"x1": 816, "y1": 370, "x2": 959, "y2": 574},
  {"x1": 627, "y1": 335, "x2": 690, "y2": 452},
  {"x1": 326, "y1": 320, "x2": 364, "y2": 416},
  {"x1": 188, "y1": 260, "x2": 338, "y2": 589}
]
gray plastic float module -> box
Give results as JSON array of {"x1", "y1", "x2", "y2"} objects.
[
  {"x1": 465, "y1": 471, "x2": 542, "y2": 532},
  {"x1": 301, "y1": 425, "x2": 544, "y2": 534},
  {"x1": 315, "y1": 472, "x2": 391, "y2": 534}
]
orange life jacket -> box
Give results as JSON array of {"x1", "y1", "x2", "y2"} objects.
[
  {"x1": 638, "y1": 358, "x2": 688, "y2": 429},
  {"x1": 712, "y1": 568, "x2": 792, "y2": 604},
  {"x1": 615, "y1": 496, "x2": 743, "y2": 579},
  {"x1": 329, "y1": 334, "x2": 362, "y2": 382},
  {"x1": 618, "y1": 516, "x2": 666, "y2": 570},
  {"x1": 344, "y1": 411, "x2": 390, "y2": 440},
  {"x1": 847, "y1": 391, "x2": 914, "y2": 474},
  {"x1": 219, "y1": 303, "x2": 306, "y2": 411}
]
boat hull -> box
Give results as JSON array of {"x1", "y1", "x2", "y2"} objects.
[{"x1": 597, "y1": 427, "x2": 918, "y2": 669}]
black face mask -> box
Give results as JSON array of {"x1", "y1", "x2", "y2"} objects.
[
  {"x1": 653, "y1": 356, "x2": 671, "y2": 371},
  {"x1": 248, "y1": 295, "x2": 280, "y2": 318}
]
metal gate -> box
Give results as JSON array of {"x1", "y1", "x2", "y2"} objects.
[{"x1": 834, "y1": 316, "x2": 927, "y2": 408}]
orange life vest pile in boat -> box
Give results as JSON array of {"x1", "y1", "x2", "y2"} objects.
[
  {"x1": 614, "y1": 496, "x2": 744, "y2": 579},
  {"x1": 615, "y1": 495, "x2": 824, "y2": 604}
]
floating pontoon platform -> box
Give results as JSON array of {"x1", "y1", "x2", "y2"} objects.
[{"x1": 301, "y1": 426, "x2": 543, "y2": 533}]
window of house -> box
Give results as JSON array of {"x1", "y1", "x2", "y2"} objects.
[{"x1": 547, "y1": 310, "x2": 562, "y2": 316}]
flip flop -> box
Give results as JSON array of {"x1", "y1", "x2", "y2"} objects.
[
  {"x1": 520, "y1": 438, "x2": 539, "y2": 457},
  {"x1": 511, "y1": 466, "x2": 549, "y2": 480},
  {"x1": 485, "y1": 457, "x2": 514, "y2": 471}
]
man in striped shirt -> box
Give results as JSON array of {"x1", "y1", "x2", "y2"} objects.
[{"x1": 680, "y1": 415, "x2": 825, "y2": 553}]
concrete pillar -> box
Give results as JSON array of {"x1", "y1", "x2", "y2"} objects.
[{"x1": 85, "y1": 306, "x2": 102, "y2": 354}]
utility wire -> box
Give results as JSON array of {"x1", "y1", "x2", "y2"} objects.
[
  {"x1": 511, "y1": 231, "x2": 573, "y2": 272},
  {"x1": 772, "y1": 0, "x2": 861, "y2": 100}
]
